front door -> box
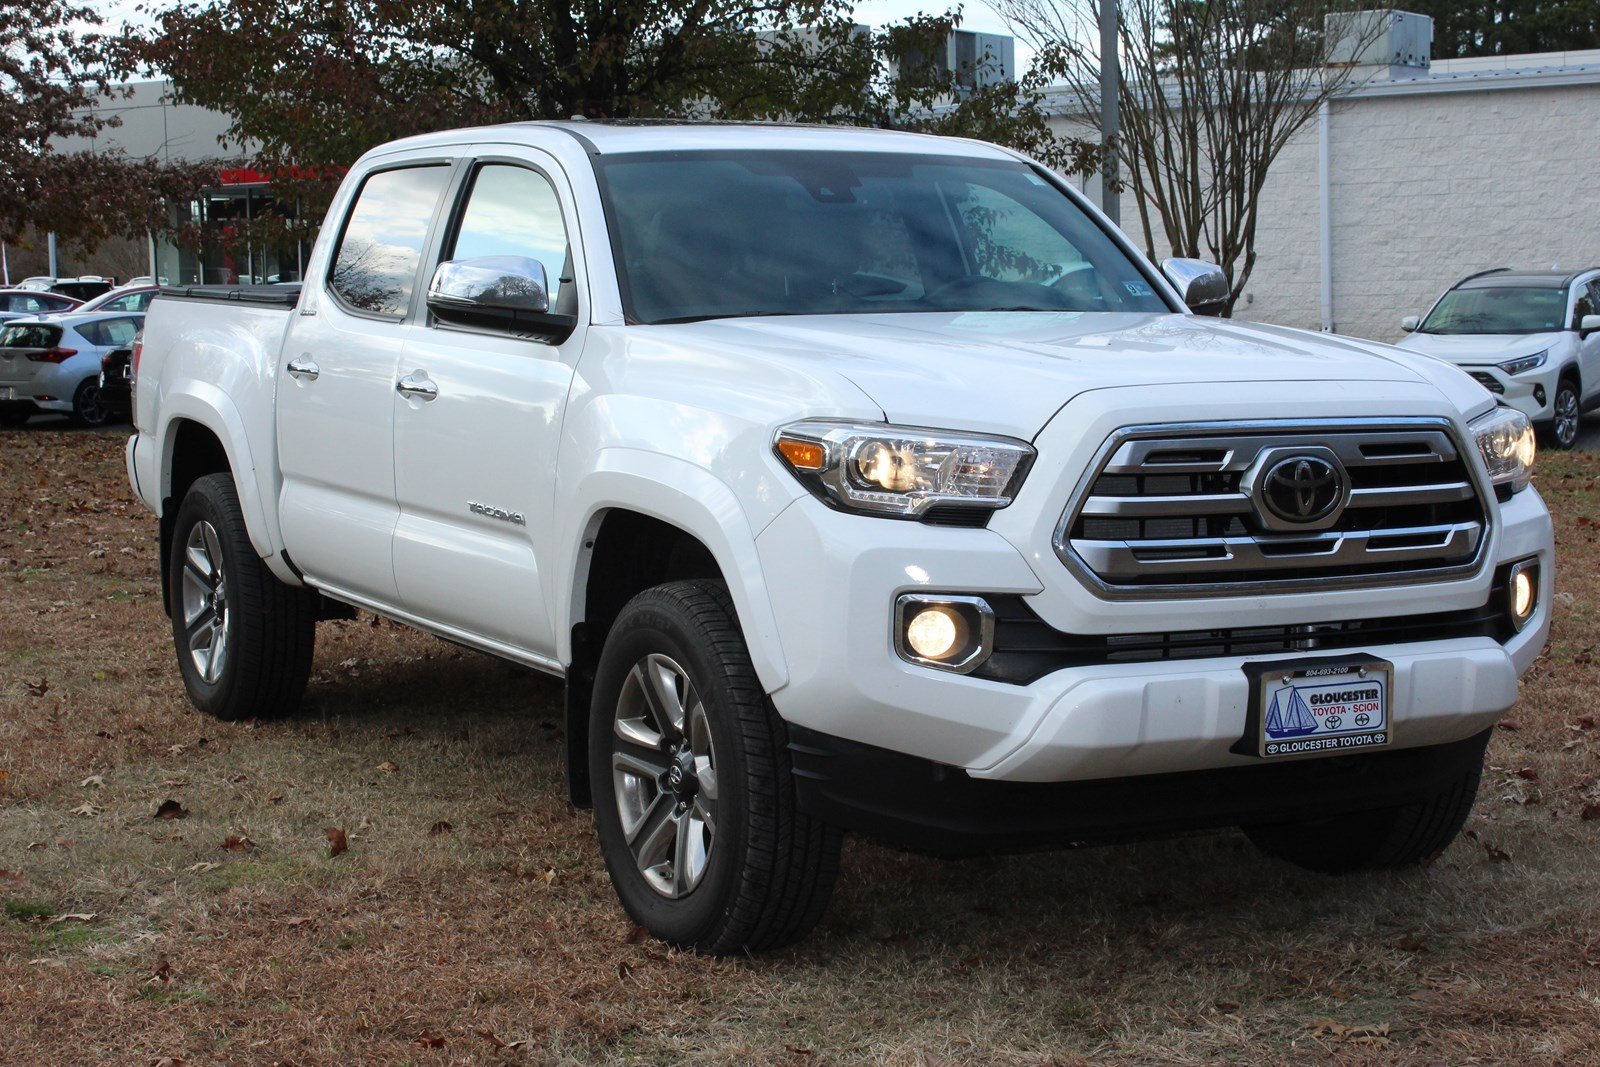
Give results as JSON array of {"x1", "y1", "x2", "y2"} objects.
[
  {"x1": 391, "y1": 153, "x2": 586, "y2": 660},
  {"x1": 276, "y1": 161, "x2": 456, "y2": 605}
]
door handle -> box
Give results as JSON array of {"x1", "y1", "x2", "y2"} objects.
[
  {"x1": 285, "y1": 356, "x2": 320, "y2": 381},
  {"x1": 396, "y1": 371, "x2": 439, "y2": 402}
]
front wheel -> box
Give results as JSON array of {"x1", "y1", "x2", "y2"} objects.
[
  {"x1": 1548, "y1": 379, "x2": 1581, "y2": 450},
  {"x1": 589, "y1": 580, "x2": 842, "y2": 954},
  {"x1": 1243, "y1": 752, "x2": 1483, "y2": 873},
  {"x1": 169, "y1": 473, "x2": 317, "y2": 720}
]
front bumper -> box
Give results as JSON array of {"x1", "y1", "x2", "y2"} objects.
[
  {"x1": 755, "y1": 482, "x2": 1552, "y2": 785},
  {"x1": 1461, "y1": 363, "x2": 1556, "y2": 424}
]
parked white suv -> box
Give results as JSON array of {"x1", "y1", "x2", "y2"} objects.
[
  {"x1": 1399, "y1": 267, "x2": 1600, "y2": 449},
  {"x1": 127, "y1": 122, "x2": 1553, "y2": 954}
]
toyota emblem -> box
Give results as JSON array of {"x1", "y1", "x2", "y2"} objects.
[{"x1": 1261, "y1": 455, "x2": 1344, "y2": 524}]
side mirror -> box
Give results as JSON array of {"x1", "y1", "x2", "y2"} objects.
[
  {"x1": 1400, "y1": 315, "x2": 1420, "y2": 332},
  {"x1": 1160, "y1": 258, "x2": 1229, "y2": 316},
  {"x1": 426, "y1": 256, "x2": 575, "y2": 342},
  {"x1": 1581, "y1": 314, "x2": 1600, "y2": 338}
]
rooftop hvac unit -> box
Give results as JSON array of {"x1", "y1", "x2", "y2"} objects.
[{"x1": 1325, "y1": 10, "x2": 1432, "y2": 79}]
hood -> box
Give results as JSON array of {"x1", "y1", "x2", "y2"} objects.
[
  {"x1": 661, "y1": 312, "x2": 1449, "y2": 437},
  {"x1": 1396, "y1": 330, "x2": 1565, "y2": 366}
]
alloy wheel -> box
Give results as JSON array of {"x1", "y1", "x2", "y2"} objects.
[
  {"x1": 610, "y1": 653, "x2": 718, "y2": 899},
  {"x1": 1556, "y1": 386, "x2": 1580, "y2": 448},
  {"x1": 179, "y1": 520, "x2": 231, "y2": 684}
]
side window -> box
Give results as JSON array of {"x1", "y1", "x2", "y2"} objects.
[
  {"x1": 1584, "y1": 281, "x2": 1600, "y2": 323},
  {"x1": 78, "y1": 318, "x2": 140, "y2": 347},
  {"x1": 328, "y1": 165, "x2": 452, "y2": 318},
  {"x1": 445, "y1": 163, "x2": 570, "y2": 307},
  {"x1": 106, "y1": 292, "x2": 152, "y2": 313},
  {"x1": 1574, "y1": 283, "x2": 1596, "y2": 325}
]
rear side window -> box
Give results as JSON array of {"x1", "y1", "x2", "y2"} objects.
[
  {"x1": 328, "y1": 165, "x2": 452, "y2": 318},
  {"x1": 75, "y1": 317, "x2": 141, "y2": 347},
  {"x1": 0, "y1": 324, "x2": 63, "y2": 349}
]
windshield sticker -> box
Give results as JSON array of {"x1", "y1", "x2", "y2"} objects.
[{"x1": 1123, "y1": 280, "x2": 1155, "y2": 297}]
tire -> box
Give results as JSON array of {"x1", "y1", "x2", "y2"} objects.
[
  {"x1": 1243, "y1": 753, "x2": 1484, "y2": 873},
  {"x1": 1548, "y1": 378, "x2": 1581, "y2": 450},
  {"x1": 168, "y1": 473, "x2": 317, "y2": 721},
  {"x1": 589, "y1": 580, "x2": 842, "y2": 954},
  {"x1": 70, "y1": 377, "x2": 109, "y2": 428}
]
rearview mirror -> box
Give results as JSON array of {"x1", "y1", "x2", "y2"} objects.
[
  {"x1": 1581, "y1": 313, "x2": 1600, "y2": 337},
  {"x1": 426, "y1": 256, "x2": 575, "y2": 342},
  {"x1": 1400, "y1": 315, "x2": 1420, "y2": 332},
  {"x1": 1160, "y1": 258, "x2": 1229, "y2": 316}
]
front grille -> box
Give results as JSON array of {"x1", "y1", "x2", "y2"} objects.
[
  {"x1": 972, "y1": 591, "x2": 1512, "y2": 685},
  {"x1": 1056, "y1": 420, "x2": 1491, "y2": 597},
  {"x1": 1469, "y1": 372, "x2": 1505, "y2": 395}
]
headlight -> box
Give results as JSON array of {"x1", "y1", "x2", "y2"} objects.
[
  {"x1": 1470, "y1": 406, "x2": 1536, "y2": 494},
  {"x1": 1498, "y1": 350, "x2": 1548, "y2": 377},
  {"x1": 773, "y1": 420, "x2": 1035, "y2": 518}
]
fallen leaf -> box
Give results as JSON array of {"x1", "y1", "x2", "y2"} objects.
[
  {"x1": 325, "y1": 827, "x2": 348, "y2": 857},
  {"x1": 410, "y1": 1029, "x2": 446, "y2": 1049},
  {"x1": 185, "y1": 862, "x2": 219, "y2": 873},
  {"x1": 147, "y1": 959, "x2": 172, "y2": 986},
  {"x1": 151, "y1": 1057, "x2": 188, "y2": 1067},
  {"x1": 1214, "y1": 999, "x2": 1242, "y2": 1011},
  {"x1": 71, "y1": 801, "x2": 101, "y2": 818},
  {"x1": 285, "y1": 916, "x2": 315, "y2": 928},
  {"x1": 166, "y1": 744, "x2": 185, "y2": 756},
  {"x1": 154, "y1": 799, "x2": 188, "y2": 821},
  {"x1": 1582, "y1": 804, "x2": 1600, "y2": 822},
  {"x1": 46, "y1": 913, "x2": 96, "y2": 925},
  {"x1": 80, "y1": 774, "x2": 104, "y2": 788},
  {"x1": 476, "y1": 1029, "x2": 530, "y2": 1051},
  {"x1": 269, "y1": 794, "x2": 286, "y2": 805},
  {"x1": 24, "y1": 678, "x2": 48, "y2": 697},
  {"x1": 785, "y1": 1046, "x2": 815, "y2": 1056},
  {"x1": 1516, "y1": 767, "x2": 1539, "y2": 781},
  {"x1": 1396, "y1": 933, "x2": 1429, "y2": 952},
  {"x1": 1484, "y1": 842, "x2": 1512, "y2": 863},
  {"x1": 220, "y1": 835, "x2": 255, "y2": 853},
  {"x1": 617, "y1": 960, "x2": 637, "y2": 981},
  {"x1": 375, "y1": 761, "x2": 398, "y2": 775},
  {"x1": 1498, "y1": 719, "x2": 1521, "y2": 731},
  {"x1": 624, "y1": 923, "x2": 650, "y2": 945},
  {"x1": 427, "y1": 820, "x2": 452, "y2": 836}
]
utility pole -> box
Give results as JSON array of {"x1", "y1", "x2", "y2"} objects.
[
  {"x1": 47, "y1": 232, "x2": 58, "y2": 278},
  {"x1": 1098, "y1": 0, "x2": 1121, "y2": 225}
]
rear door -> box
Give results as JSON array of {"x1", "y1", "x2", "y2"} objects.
[
  {"x1": 390, "y1": 150, "x2": 586, "y2": 660},
  {"x1": 276, "y1": 158, "x2": 458, "y2": 607}
]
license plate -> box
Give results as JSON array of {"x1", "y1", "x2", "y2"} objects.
[{"x1": 1254, "y1": 659, "x2": 1390, "y2": 758}]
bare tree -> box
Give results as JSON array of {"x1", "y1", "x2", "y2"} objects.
[{"x1": 990, "y1": 0, "x2": 1384, "y2": 314}]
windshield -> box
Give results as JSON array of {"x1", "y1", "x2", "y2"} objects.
[
  {"x1": 1420, "y1": 286, "x2": 1567, "y2": 335},
  {"x1": 597, "y1": 151, "x2": 1172, "y2": 324}
]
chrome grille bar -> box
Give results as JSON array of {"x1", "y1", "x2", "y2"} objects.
[{"x1": 1055, "y1": 419, "x2": 1492, "y2": 598}]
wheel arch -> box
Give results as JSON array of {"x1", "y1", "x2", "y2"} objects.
[{"x1": 559, "y1": 453, "x2": 793, "y2": 806}]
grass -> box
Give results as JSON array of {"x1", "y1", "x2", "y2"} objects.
[{"x1": 4, "y1": 420, "x2": 1600, "y2": 1064}]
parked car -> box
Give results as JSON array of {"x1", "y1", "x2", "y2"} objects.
[
  {"x1": 129, "y1": 122, "x2": 1552, "y2": 954},
  {"x1": 16, "y1": 276, "x2": 117, "y2": 300},
  {"x1": 0, "y1": 311, "x2": 144, "y2": 426},
  {"x1": 59, "y1": 284, "x2": 159, "y2": 316},
  {"x1": 1398, "y1": 267, "x2": 1600, "y2": 449},
  {"x1": 0, "y1": 288, "x2": 81, "y2": 322},
  {"x1": 99, "y1": 343, "x2": 135, "y2": 423}
]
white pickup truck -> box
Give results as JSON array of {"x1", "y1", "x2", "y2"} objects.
[{"x1": 129, "y1": 122, "x2": 1553, "y2": 954}]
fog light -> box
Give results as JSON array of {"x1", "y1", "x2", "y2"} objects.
[
  {"x1": 895, "y1": 594, "x2": 994, "y2": 673},
  {"x1": 1508, "y1": 559, "x2": 1539, "y2": 631}
]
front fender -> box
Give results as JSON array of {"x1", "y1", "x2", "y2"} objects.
[
  {"x1": 558, "y1": 448, "x2": 790, "y2": 694},
  {"x1": 158, "y1": 384, "x2": 294, "y2": 583}
]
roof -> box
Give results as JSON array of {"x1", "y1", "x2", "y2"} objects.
[
  {"x1": 1457, "y1": 269, "x2": 1600, "y2": 290},
  {"x1": 373, "y1": 119, "x2": 1014, "y2": 161}
]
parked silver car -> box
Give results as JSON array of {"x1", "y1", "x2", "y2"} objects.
[
  {"x1": 0, "y1": 312, "x2": 145, "y2": 427},
  {"x1": 0, "y1": 288, "x2": 81, "y2": 323}
]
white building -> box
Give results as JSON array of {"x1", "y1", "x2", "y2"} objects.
[{"x1": 1048, "y1": 45, "x2": 1600, "y2": 343}]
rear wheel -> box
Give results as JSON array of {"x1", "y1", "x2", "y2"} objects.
[
  {"x1": 1549, "y1": 378, "x2": 1581, "y2": 450},
  {"x1": 589, "y1": 580, "x2": 842, "y2": 954},
  {"x1": 1243, "y1": 751, "x2": 1484, "y2": 873},
  {"x1": 70, "y1": 378, "x2": 109, "y2": 428},
  {"x1": 168, "y1": 473, "x2": 317, "y2": 720}
]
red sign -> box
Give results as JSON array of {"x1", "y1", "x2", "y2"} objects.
[{"x1": 219, "y1": 164, "x2": 348, "y2": 186}]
